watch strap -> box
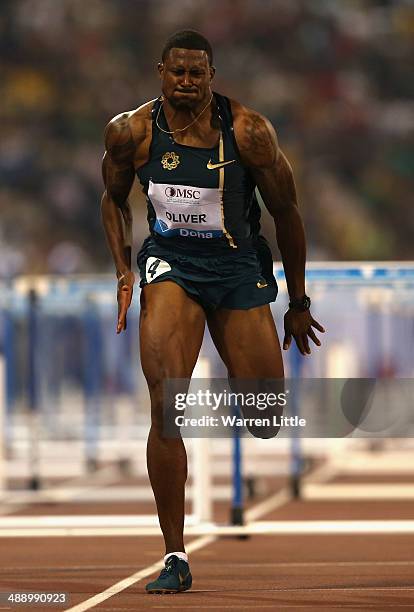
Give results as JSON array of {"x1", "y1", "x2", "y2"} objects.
[{"x1": 289, "y1": 294, "x2": 311, "y2": 311}]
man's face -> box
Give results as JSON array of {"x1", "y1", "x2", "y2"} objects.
[{"x1": 158, "y1": 48, "x2": 215, "y2": 109}]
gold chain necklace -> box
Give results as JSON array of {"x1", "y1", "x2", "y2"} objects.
[{"x1": 155, "y1": 93, "x2": 213, "y2": 135}]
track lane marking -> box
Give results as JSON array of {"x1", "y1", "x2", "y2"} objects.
[
  {"x1": 3, "y1": 519, "x2": 414, "y2": 537},
  {"x1": 63, "y1": 536, "x2": 215, "y2": 611},
  {"x1": 63, "y1": 489, "x2": 292, "y2": 611},
  {"x1": 63, "y1": 463, "x2": 336, "y2": 611},
  {"x1": 4, "y1": 560, "x2": 414, "y2": 573}
]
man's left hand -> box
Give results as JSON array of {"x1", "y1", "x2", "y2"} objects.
[{"x1": 283, "y1": 309, "x2": 325, "y2": 355}]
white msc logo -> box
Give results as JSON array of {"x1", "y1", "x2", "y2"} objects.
[{"x1": 164, "y1": 186, "x2": 201, "y2": 199}]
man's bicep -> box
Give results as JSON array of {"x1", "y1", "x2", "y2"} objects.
[
  {"x1": 103, "y1": 120, "x2": 136, "y2": 206},
  {"x1": 103, "y1": 154, "x2": 135, "y2": 207},
  {"x1": 251, "y1": 151, "x2": 298, "y2": 218}
]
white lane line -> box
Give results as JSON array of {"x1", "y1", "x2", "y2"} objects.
[
  {"x1": 289, "y1": 586, "x2": 414, "y2": 592},
  {"x1": 63, "y1": 460, "x2": 336, "y2": 611},
  {"x1": 4, "y1": 519, "x2": 414, "y2": 538},
  {"x1": 0, "y1": 515, "x2": 200, "y2": 527},
  {"x1": 0, "y1": 465, "x2": 121, "y2": 506},
  {"x1": 0, "y1": 485, "x2": 235, "y2": 504},
  {"x1": 334, "y1": 451, "x2": 414, "y2": 474},
  {"x1": 243, "y1": 520, "x2": 414, "y2": 534},
  {"x1": 63, "y1": 491, "x2": 293, "y2": 611},
  {"x1": 150, "y1": 586, "x2": 414, "y2": 594},
  {"x1": 4, "y1": 560, "x2": 414, "y2": 573},
  {"x1": 0, "y1": 505, "x2": 21, "y2": 517},
  {"x1": 303, "y1": 483, "x2": 414, "y2": 500},
  {"x1": 2, "y1": 564, "x2": 154, "y2": 573},
  {"x1": 148, "y1": 602, "x2": 413, "y2": 612},
  {"x1": 303, "y1": 461, "x2": 339, "y2": 484},
  {"x1": 244, "y1": 490, "x2": 290, "y2": 522},
  {"x1": 63, "y1": 536, "x2": 215, "y2": 612},
  {"x1": 0, "y1": 464, "x2": 121, "y2": 519},
  {"x1": 123, "y1": 604, "x2": 286, "y2": 612},
  {"x1": 187, "y1": 560, "x2": 414, "y2": 568}
]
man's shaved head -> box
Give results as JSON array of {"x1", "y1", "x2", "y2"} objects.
[{"x1": 162, "y1": 29, "x2": 213, "y2": 65}]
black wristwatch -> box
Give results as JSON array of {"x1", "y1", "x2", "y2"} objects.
[{"x1": 289, "y1": 294, "x2": 311, "y2": 312}]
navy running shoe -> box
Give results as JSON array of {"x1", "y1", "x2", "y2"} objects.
[{"x1": 145, "y1": 555, "x2": 192, "y2": 594}]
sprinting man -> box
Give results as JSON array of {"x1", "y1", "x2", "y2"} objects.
[{"x1": 101, "y1": 29, "x2": 324, "y2": 594}]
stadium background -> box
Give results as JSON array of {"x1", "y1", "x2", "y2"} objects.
[
  {"x1": 1, "y1": 0, "x2": 413, "y2": 278},
  {"x1": 0, "y1": 1, "x2": 414, "y2": 609}
]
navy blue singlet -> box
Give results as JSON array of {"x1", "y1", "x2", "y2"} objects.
[{"x1": 136, "y1": 92, "x2": 262, "y2": 253}]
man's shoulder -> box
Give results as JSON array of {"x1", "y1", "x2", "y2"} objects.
[
  {"x1": 227, "y1": 98, "x2": 278, "y2": 168},
  {"x1": 105, "y1": 99, "x2": 156, "y2": 148},
  {"x1": 228, "y1": 98, "x2": 275, "y2": 137}
]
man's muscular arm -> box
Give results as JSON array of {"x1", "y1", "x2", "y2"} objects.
[
  {"x1": 237, "y1": 112, "x2": 305, "y2": 300},
  {"x1": 236, "y1": 109, "x2": 324, "y2": 354},
  {"x1": 102, "y1": 114, "x2": 135, "y2": 277},
  {"x1": 101, "y1": 114, "x2": 136, "y2": 333}
]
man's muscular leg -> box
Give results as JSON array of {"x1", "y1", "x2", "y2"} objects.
[
  {"x1": 207, "y1": 304, "x2": 284, "y2": 437},
  {"x1": 140, "y1": 281, "x2": 205, "y2": 553},
  {"x1": 207, "y1": 304, "x2": 284, "y2": 378}
]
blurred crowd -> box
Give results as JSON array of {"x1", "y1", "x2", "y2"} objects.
[{"x1": 1, "y1": 0, "x2": 413, "y2": 276}]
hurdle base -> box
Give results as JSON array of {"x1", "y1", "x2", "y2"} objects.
[
  {"x1": 28, "y1": 476, "x2": 41, "y2": 491},
  {"x1": 291, "y1": 475, "x2": 301, "y2": 499},
  {"x1": 230, "y1": 506, "x2": 249, "y2": 540}
]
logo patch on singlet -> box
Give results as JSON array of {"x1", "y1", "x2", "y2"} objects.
[
  {"x1": 148, "y1": 180, "x2": 223, "y2": 239},
  {"x1": 145, "y1": 257, "x2": 171, "y2": 283},
  {"x1": 161, "y1": 151, "x2": 180, "y2": 170}
]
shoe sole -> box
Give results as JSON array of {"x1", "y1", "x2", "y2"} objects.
[{"x1": 146, "y1": 586, "x2": 191, "y2": 594}]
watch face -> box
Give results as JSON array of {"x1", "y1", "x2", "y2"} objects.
[{"x1": 289, "y1": 295, "x2": 311, "y2": 310}]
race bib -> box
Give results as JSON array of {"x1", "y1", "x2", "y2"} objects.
[
  {"x1": 148, "y1": 180, "x2": 223, "y2": 239},
  {"x1": 145, "y1": 257, "x2": 171, "y2": 283}
]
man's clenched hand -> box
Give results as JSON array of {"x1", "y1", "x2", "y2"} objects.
[{"x1": 116, "y1": 270, "x2": 135, "y2": 334}]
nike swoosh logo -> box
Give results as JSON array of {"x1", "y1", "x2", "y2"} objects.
[
  {"x1": 207, "y1": 159, "x2": 236, "y2": 170},
  {"x1": 257, "y1": 281, "x2": 268, "y2": 289},
  {"x1": 179, "y1": 572, "x2": 190, "y2": 584}
]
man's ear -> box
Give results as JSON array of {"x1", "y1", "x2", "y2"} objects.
[
  {"x1": 209, "y1": 65, "x2": 216, "y2": 81},
  {"x1": 158, "y1": 62, "x2": 164, "y2": 78}
]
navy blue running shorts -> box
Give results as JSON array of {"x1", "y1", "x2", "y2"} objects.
[{"x1": 137, "y1": 235, "x2": 278, "y2": 311}]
